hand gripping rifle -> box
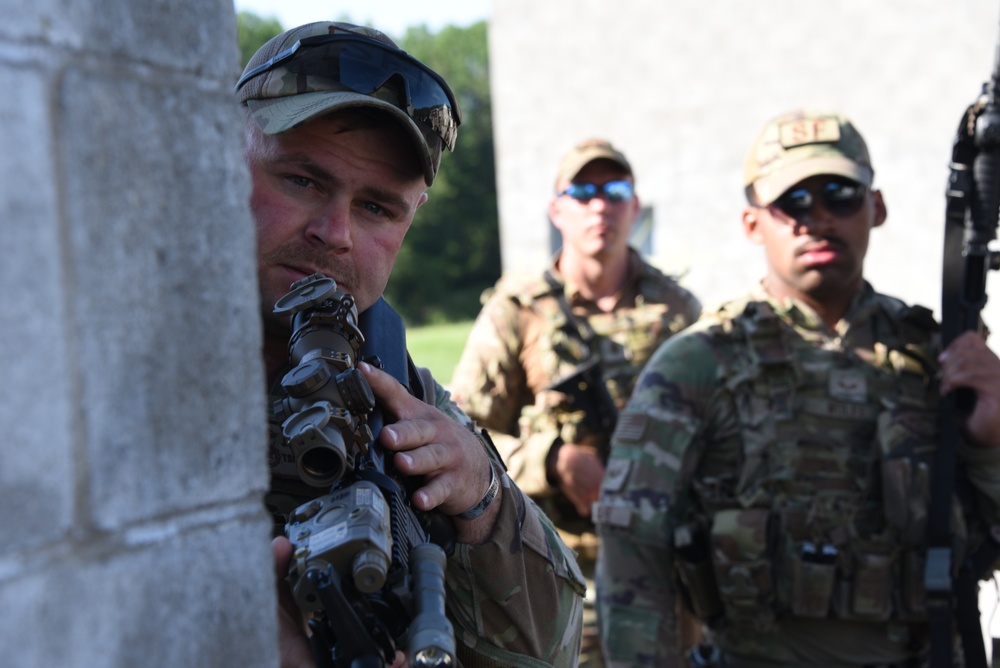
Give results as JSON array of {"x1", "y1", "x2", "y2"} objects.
[
  {"x1": 925, "y1": 21, "x2": 1000, "y2": 668},
  {"x1": 271, "y1": 273, "x2": 457, "y2": 668}
]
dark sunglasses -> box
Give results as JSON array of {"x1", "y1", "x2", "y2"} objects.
[
  {"x1": 771, "y1": 178, "x2": 868, "y2": 221},
  {"x1": 235, "y1": 33, "x2": 461, "y2": 151},
  {"x1": 560, "y1": 180, "x2": 634, "y2": 203}
]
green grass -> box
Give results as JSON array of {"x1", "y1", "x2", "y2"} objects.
[{"x1": 406, "y1": 320, "x2": 475, "y2": 386}]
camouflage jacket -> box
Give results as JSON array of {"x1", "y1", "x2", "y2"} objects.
[
  {"x1": 594, "y1": 283, "x2": 1000, "y2": 667},
  {"x1": 450, "y1": 249, "x2": 701, "y2": 535},
  {"x1": 267, "y1": 363, "x2": 585, "y2": 667}
]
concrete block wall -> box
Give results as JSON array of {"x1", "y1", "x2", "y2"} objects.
[
  {"x1": 490, "y1": 0, "x2": 1000, "y2": 334},
  {"x1": 0, "y1": 1, "x2": 277, "y2": 666}
]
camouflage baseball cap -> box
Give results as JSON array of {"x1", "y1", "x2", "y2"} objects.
[
  {"x1": 236, "y1": 21, "x2": 461, "y2": 186},
  {"x1": 743, "y1": 109, "x2": 874, "y2": 205},
  {"x1": 555, "y1": 139, "x2": 633, "y2": 188}
]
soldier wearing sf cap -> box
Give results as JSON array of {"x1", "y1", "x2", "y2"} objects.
[
  {"x1": 595, "y1": 109, "x2": 1000, "y2": 666},
  {"x1": 451, "y1": 138, "x2": 701, "y2": 666},
  {"x1": 238, "y1": 21, "x2": 585, "y2": 668}
]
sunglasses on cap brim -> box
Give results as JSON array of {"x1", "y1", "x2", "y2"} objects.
[
  {"x1": 236, "y1": 33, "x2": 461, "y2": 152},
  {"x1": 770, "y1": 178, "x2": 868, "y2": 220}
]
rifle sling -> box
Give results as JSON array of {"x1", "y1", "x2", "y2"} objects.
[{"x1": 926, "y1": 109, "x2": 989, "y2": 668}]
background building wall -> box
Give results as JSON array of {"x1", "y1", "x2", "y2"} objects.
[
  {"x1": 0, "y1": 1, "x2": 277, "y2": 666},
  {"x1": 490, "y1": 0, "x2": 1000, "y2": 333}
]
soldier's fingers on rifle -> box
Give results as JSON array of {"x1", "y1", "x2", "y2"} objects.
[
  {"x1": 402, "y1": 434, "x2": 491, "y2": 515},
  {"x1": 938, "y1": 331, "x2": 1000, "y2": 395},
  {"x1": 358, "y1": 361, "x2": 425, "y2": 419},
  {"x1": 939, "y1": 332, "x2": 1000, "y2": 446},
  {"x1": 359, "y1": 362, "x2": 492, "y2": 514}
]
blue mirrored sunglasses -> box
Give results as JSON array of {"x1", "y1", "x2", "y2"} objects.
[{"x1": 559, "y1": 180, "x2": 634, "y2": 203}]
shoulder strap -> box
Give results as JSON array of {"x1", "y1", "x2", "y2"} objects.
[
  {"x1": 732, "y1": 302, "x2": 798, "y2": 506},
  {"x1": 359, "y1": 297, "x2": 424, "y2": 399},
  {"x1": 542, "y1": 268, "x2": 598, "y2": 354}
]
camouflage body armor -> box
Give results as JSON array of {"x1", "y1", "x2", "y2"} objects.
[
  {"x1": 672, "y1": 295, "x2": 974, "y2": 634},
  {"x1": 510, "y1": 268, "x2": 694, "y2": 532}
]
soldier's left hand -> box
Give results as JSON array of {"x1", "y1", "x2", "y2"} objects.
[
  {"x1": 360, "y1": 361, "x2": 501, "y2": 543},
  {"x1": 272, "y1": 536, "x2": 316, "y2": 668},
  {"x1": 939, "y1": 331, "x2": 1000, "y2": 447}
]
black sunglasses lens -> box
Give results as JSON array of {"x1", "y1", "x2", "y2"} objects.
[
  {"x1": 822, "y1": 181, "x2": 866, "y2": 216},
  {"x1": 253, "y1": 36, "x2": 459, "y2": 151},
  {"x1": 774, "y1": 181, "x2": 866, "y2": 219},
  {"x1": 335, "y1": 42, "x2": 459, "y2": 150},
  {"x1": 775, "y1": 188, "x2": 813, "y2": 218}
]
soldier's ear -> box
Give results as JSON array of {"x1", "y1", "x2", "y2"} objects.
[
  {"x1": 742, "y1": 206, "x2": 764, "y2": 244},
  {"x1": 871, "y1": 189, "x2": 887, "y2": 229}
]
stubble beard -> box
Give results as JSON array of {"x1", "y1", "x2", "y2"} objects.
[{"x1": 259, "y1": 240, "x2": 362, "y2": 317}]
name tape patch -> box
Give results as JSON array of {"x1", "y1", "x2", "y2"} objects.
[{"x1": 779, "y1": 117, "x2": 841, "y2": 148}]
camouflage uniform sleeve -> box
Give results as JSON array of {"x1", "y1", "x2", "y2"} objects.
[
  {"x1": 428, "y1": 373, "x2": 587, "y2": 667},
  {"x1": 450, "y1": 289, "x2": 559, "y2": 498},
  {"x1": 594, "y1": 330, "x2": 720, "y2": 667}
]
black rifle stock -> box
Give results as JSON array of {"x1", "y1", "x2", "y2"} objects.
[
  {"x1": 272, "y1": 273, "x2": 456, "y2": 668},
  {"x1": 925, "y1": 17, "x2": 1000, "y2": 668}
]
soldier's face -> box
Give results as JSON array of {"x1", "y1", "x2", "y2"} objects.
[
  {"x1": 549, "y1": 161, "x2": 639, "y2": 262},
  {"x1": 742, "y1": 174, "x2": 886, "y2": 305},
  {"x1": 245, "y1": 112, "x2": 428, "y2": 330}
]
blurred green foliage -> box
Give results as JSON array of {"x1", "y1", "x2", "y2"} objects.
[
  {"x1": 386, "y1": 22, "x2": 500, "y2": 325},
  {"x1": 237, "y1": 11, "x2": 284, "y2": 66},
  {"x1": 406, "y1": 319, "x2": 476, "y2": 385},
  {"x1": 236, "y1": 14, "x2": 501, "y2": 326}
]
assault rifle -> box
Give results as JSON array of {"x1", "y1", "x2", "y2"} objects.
[
  {"x1": 271, "y1": 273, "x2": 456, "y2": 668},
  {"x1": 547, "y1": 356, "x2": 618, "y2": 454},
  {"x1": 926, "y1": 21, "x2": 1000, "y2": 668}
]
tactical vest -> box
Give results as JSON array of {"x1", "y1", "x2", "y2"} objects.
[
  {"x1": 511, "y1": 268, "x2": 693, "y2": 451},
  {"x1": 672, "y1": 297, "x2": 972, "y2": 632}
]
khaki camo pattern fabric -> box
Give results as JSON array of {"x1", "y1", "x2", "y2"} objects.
[
  {"x1": 450, "y1": 249, "x2": 701, "y2": 666},
  {"x1": 450, "y1": 249, "x2": 701, "y2": 533},
  {"x1": 266, "y1": 365, "x2": 585, "y2": 668},
  {"x1": 594, "y1": 282, "x2": 1000, "y2": 667}
]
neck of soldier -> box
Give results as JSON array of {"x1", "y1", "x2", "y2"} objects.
[
  {"x1": 763, "y1": 274, "x2": 862, "y2": 331},
  {"x1": 558, "y1": 247, "x2": 629, "y2": 313}
]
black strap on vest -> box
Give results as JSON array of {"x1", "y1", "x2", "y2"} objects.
[
  {"x1": 542, "y1": 268, "x2": 599, "y2": 354},
  {"x1": 927, "y1": 52, "x2": 1000, "y2": 667},
  {"x1": 358, "y1": 296, "x2": 425, "y2": 401}
]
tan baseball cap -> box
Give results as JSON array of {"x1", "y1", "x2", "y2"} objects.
[
  {"x1": 744, "y1": 109, "x2": 874, "y2": 205},
  {"x1": 555, "y1": 139, "x2": 632, "y2": 188},
  {"x1": 236, "y1": 21, "x2": 460, "y2": 186}
]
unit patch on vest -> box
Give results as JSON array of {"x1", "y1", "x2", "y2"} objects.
[
  {"x1": 828, "y1": 368, "x2": 868, "y2": 403},
  {"x1": 602, "y1": 458, "x2": 632, "y2": 492},
  {"x1": 592, "y1": 501, "x2": 633, "y2": 528},
  {"x1": 802, "y1": 397, "x2": 880, "y2": 421}
]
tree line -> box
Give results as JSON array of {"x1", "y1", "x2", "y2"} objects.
[{"x1": 237, "y1": 11, "x2": 502, "y2": 326}]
